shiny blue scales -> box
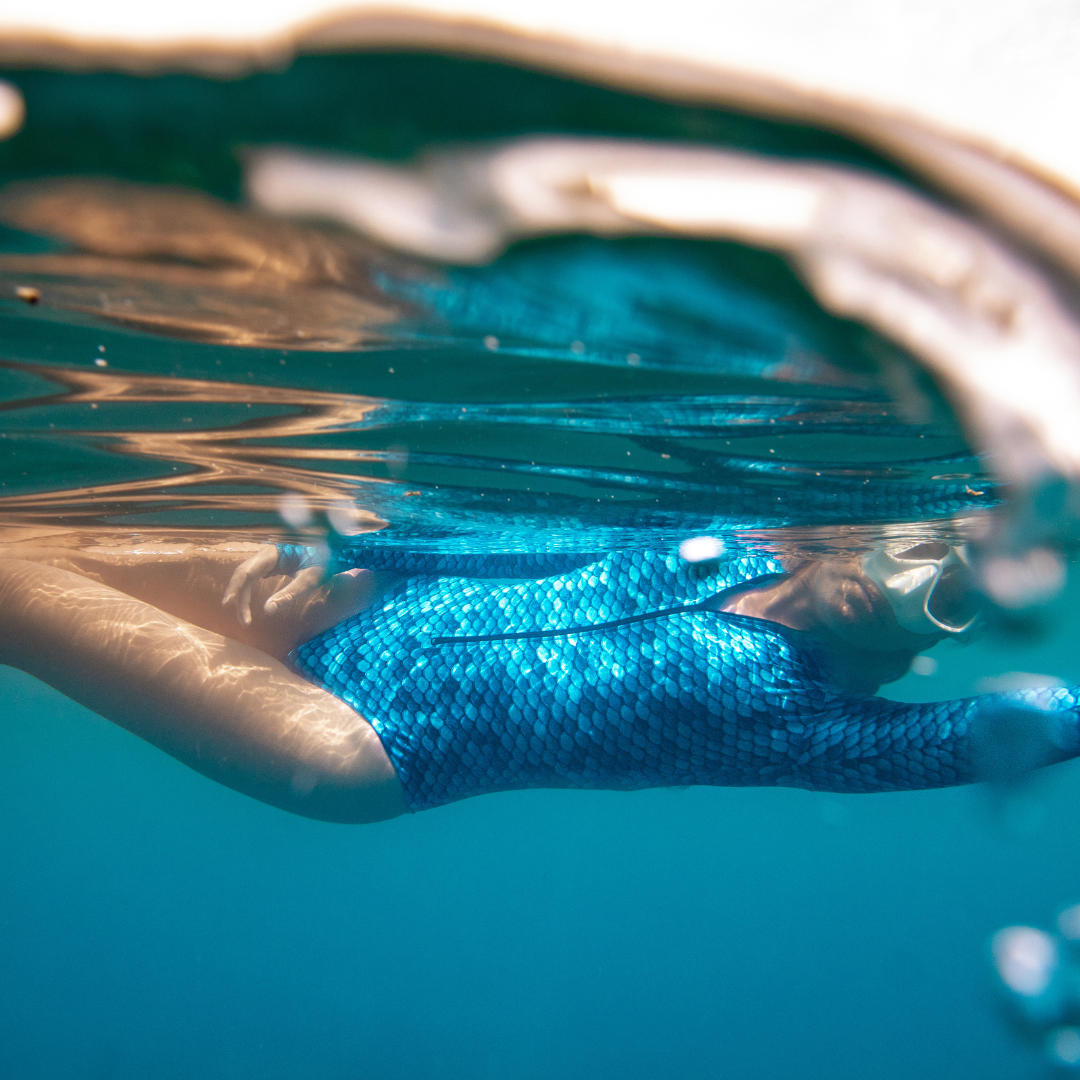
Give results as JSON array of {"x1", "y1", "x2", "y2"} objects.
[{"x1": 290, "y1": 547, "x2": 1080, "y2": 812}]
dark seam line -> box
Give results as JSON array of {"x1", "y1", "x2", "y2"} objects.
[{"x1": 430, "y1": 602, "x2": 709, "y2": 645}]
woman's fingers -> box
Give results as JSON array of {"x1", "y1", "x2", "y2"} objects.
[
  {"x1": 238, "y1": 579, "x2": 256, "y2": 626},
  {"x1": 222, "y1": 544, "x2": 281, "y2": 621},
  {"x1": 263, "y1": 565, "x2": 326, "y2": 614}
]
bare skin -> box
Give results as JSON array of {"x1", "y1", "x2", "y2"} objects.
[
  {"x1": 713, "y1": 557, "x2": 940, "y2": 693},
  {"x1": 0, "y1": 539, "x2": 407, "y2": 822},
  {"x1": 0, "y1": 535, "x2": 945, "y2": 819},
  {"x1": 0, "y1": 535, "x2": 392, "y2": 663}
]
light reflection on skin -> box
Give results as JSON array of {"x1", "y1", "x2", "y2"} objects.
[{"x1": 0, "y1": 553, "x2": 408, "y2": 822}]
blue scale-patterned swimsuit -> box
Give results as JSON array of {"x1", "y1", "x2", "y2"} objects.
[{"x1": 287, "y1": 545, "x2": 1080, "y2": 812}]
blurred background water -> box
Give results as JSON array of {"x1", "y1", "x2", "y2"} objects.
[
  {"x1": 6, "y1": 647, "x2": 1080, "y2": 1080},
  {"x1": 0, "y1": 52, "x2": 1077, "y2": 1079}
]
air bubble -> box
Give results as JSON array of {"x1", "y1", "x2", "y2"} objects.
[
  {"x1": 992, "y1": 926, "x2": 1058, "y2": 996},
  {"x1": 1058, "y1": 905, "x2": 1080, "y2": 941},
  {"x1": 1049, "y1": 1028, "x2": 1080, "y2": 1067},
  {"x1": 278, "y1": 493, "x2": 313, "y2": 529},
  {"x1": 328, "y1": 501, "x2": 365, "y2": 536},
  {"x1": 679, "y1": 536, "x2": 725, "y2": 563}
]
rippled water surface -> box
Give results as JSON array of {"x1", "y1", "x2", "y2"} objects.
[{"x1": 1, "y1": 54, "x2": 1079, "y2": 1080}]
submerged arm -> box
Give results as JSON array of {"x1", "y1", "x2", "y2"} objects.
[{"x1": 765, "y1": 688, "x2": 1080, "y2": 793}]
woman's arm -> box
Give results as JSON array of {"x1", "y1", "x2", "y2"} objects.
[
  {"x1": 0, "y1": 559, "x2": 407, "y2": 823},
  {"x1": 712, "y1": 557, "x2": 939, "y2": 692}
]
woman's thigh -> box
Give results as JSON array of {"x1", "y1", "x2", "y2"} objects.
[
  {"x1": 0, "y1": 557, "x2": 407, "y2": 822},
  {"x1": 0, "y1": 531, "x2": 353, "y2": 661}
]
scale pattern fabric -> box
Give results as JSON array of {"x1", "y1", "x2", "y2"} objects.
[{"x1": 290, "y1": 548, "x2": 1080, "y2": 812}]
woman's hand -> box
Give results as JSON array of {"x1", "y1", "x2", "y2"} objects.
[
  {"x1": 222, "y1": 543, "x2": 392, "y2": 649},
  {"x1": 222, "y1": 544, "x2": 326, "y2": 627}
]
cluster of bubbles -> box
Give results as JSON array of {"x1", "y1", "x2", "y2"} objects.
[{"x1": 993, "y1": 907, "x2": 1080, "y2": 1069}]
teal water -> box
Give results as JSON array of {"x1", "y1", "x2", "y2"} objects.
[
  {"x1": 0, "y1": 53, "x2": 1076, "y2": 1079},
  {"x1": 6, "y1": 653, "x2": 1080, "y2": 1080}
]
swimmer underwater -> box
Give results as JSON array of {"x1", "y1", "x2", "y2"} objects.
[
  {"x1": 1, "y1": 160, "x2": 1080, "y2": 822},
  {"x1": 1, "y1": 533, "x2": 1077, "y2": 822}
]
